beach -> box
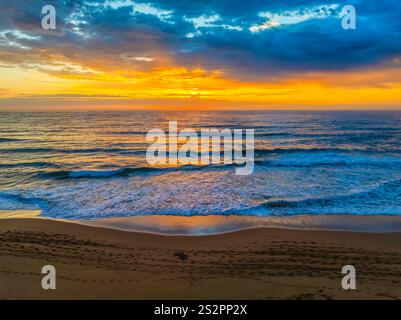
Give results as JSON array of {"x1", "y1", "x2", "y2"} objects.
[
  {"x1": 1, "y1": 216, "x2": 401, "y2": 300},
  {"x1": 1, "y1": 0, "x2": 401, "y2": 304}
]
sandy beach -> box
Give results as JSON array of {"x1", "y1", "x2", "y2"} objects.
[
  {"x1": 0, "y1": 215, "x2": 401, "y2": 300},
  {"x1": 1, "y1": 0, "x2": 401, "y2": 304}
]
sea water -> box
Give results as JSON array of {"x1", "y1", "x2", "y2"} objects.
[{"x1": 1, "y1": 110, "x2": 401, "y2": 219}]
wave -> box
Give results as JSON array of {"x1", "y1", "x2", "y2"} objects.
[
  {"x1": 255, "y1": 132, "x2": 292, "y2": 138},
  {"x1": 255, "y1": 132, "x2": 400, "y2": 141},
  {"x1": 0, "y1": 138, "x2": 26, "y2": 143},
  {"x1": 233, "y1": 179, "x2": 401, "y2": 215},
  {"x1": 256, "y1": 153, "x2": 401, "y2": 168},
  {"x1": 0, "y1": 162, "x2": 60, "y2": 169},
  {"x1": 35, "y1": 164, "x2": 221, "y2": 180},
  {"x1": 0, "y1": 147, "x2": 143, "y2": 154},
  {"x1": 3, "y1": 177, "x2": 401, "y2": 218},
  {"x1": 108, "y1": 130, "x2": 146, "y2": 135},
  {"x1": 29, "y1": 152, "x2": 401, "y2": 181},
  {"x1": 0, "y1": 191, "x2": 46, "y2": 210},
  {"x1": 37, "y1": 167, "x2": 157, "y2": 180},
  {"x1": 2, "y1": 145, "x2": 400, "y2": 157},
  {"x1": 254, "y1": 147, "x2": 383, "y2": 155}
]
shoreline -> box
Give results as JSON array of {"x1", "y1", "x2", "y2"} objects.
[
  {"x1": 0, "y1": 217, "x2": 400, "y2": 299},
  {"x1": 82, "y1": 214, "x2": 401, "y2": 235},
  {"x1": 2, "y1": 210, "x2": 401, "y2": 235}
]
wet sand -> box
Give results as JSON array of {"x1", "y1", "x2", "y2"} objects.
[
  {"x1": 82, "y1": 214, "x2": 401, "y2": 234},
  {"x1": 0, "y1": 216, "x2": 401, "y2": 300}
]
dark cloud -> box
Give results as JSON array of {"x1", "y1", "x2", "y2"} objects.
[{"x1": 1, "y1": 0, "x2": 401, "y2": 78}]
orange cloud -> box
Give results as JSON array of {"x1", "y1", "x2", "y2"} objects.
[{"x1": 1, "y1": 52, "x2": 401, "y2": 110}]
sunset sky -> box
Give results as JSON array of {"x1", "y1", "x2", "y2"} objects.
[{"x1": 0, "y1": 0, "x2": 401, "y2": 110}]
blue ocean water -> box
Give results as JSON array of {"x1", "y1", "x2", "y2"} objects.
[{"x1": 1, "y1": 110, "x2": 401, "y2": 219}]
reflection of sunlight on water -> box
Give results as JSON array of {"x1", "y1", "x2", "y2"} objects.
[
  {"x1": 82, "y1": 214, "x2": 401, "y2": 235},
  {"x1": 2, "y1": 111, "x2": 401, "y2": 218}
]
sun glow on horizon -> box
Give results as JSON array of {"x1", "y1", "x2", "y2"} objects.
[
  {"x1": 1, "y1": 1, "x2": 401, "y2": 110},
  {"x1": 1, "y1": 61, "x2": 401, "y2": 110}
]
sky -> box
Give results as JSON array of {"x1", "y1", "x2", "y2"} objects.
[{"x1": 0, "y1": 0, "x2": 401, "y2": 110}]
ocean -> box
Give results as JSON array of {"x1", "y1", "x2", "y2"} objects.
[{"x1": 1, "y1": 110, "x2": 401, "y2": 220}]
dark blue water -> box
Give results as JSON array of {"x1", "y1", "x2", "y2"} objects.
[{"x1": 1, "y1": 110, "x2": 401, "y2": 219}]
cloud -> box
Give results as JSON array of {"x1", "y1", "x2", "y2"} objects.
[
  {"x1": 0, "y1": 0, "x2": 400, "y2": 81},
  {"x1": 184, "y1": 14, "x2": 243, "y2": 37},
  {"x1": 250, "y1": 4, "x2": 340, "y2": 32}
]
